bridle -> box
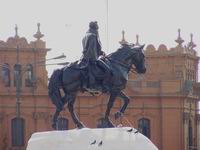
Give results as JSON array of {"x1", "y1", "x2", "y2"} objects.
[{"x1": 107, "y1": 57, "x2": 137, "y2": 74}]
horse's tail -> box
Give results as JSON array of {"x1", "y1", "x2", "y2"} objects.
[{"x1": 48, "y1": 69, "x2": 64, "y2": 111}]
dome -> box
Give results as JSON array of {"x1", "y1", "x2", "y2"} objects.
[
  {"x1": 6, "y1": 37, "x2": 29, "y2": 48},
  {"x1": 145, "y1": 44, "x2": 156, "y2": 52},
  {"x1": 0, "y1": 40, "x2": 6, "y2": 47},
  {"x1": 158, "y1": 44, "x2": 168, "y2": 51}
]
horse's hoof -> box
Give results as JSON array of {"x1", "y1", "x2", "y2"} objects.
[
  {"x1": 52, "y1": 123, "x2": 56, "y2": 130},
  {"x1": 76, "y1": 122, "x2": 86, "y2": 129},
  {"x1": 114, "y1": 111, "x2": 123, "y2": 120},
  {"x1": 104, "y1": 117, "x2": 115, "y2": 128}
]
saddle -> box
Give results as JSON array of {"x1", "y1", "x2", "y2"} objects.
[
  {"x1": 65, "y1": 60, "x2": 87, "y2": 69},
  {"x1": 65, "y1": 58, "x2": 112, "y2": 92},
  {"x1": 67, "y1": 59, "x2": 111, "y2": 80}
]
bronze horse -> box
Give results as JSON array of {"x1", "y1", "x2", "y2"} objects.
[{"x1": 48, "y1": 44, "x2": 146, "y2": 129}]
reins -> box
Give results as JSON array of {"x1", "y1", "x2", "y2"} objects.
[{"x1": 107, "y1": 57, "x2": 137, "y2": 74}]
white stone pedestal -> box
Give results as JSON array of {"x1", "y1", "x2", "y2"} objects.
[{"x1": 27, "y1": 127, "x2": 158, "y2": 150}]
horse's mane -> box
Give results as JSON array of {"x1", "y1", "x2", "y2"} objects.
[{"x1": 107, "y1": 45, "x2": 132, "y2": 61}]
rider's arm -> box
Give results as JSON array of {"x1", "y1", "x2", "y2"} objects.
[{"x1": 87, "y1": 34, "x2": 98, "y2": 60}]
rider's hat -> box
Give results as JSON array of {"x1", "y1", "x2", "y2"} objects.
[{"x1": 89, "y1": 21, "x2": 99, "y2": 30}]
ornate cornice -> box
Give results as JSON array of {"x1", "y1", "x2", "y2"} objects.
[
  {"x1": 0, "y1": 24, "x2": 47, "y2": 49},
  {"x1": 145, "y1": 29, "x2": 198, "y2": 57}
]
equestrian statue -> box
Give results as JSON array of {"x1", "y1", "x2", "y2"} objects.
[{"x1": 48, "y1": 21, "x2": 146, "y2": 129}]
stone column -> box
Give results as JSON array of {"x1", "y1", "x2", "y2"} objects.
[
  {"x1": 0, "y1": 113, "x2": 8, "y2": 150},
  {"x1": 0, "y1": 113, "x2": 3, "y2": 150},
  {"x1": 183, "y1": 112, "x2": 190, "y2": 150},
  {"x1": 197, "y1": 114, "x2": 200, "y2": 150}
]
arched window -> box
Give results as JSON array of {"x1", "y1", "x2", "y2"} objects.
[
  {"x1": 188, "y1": 119, "x2": 193, "y2": 147},
  {"x1": 57, "y1": 117, "x2": 68, "y2": 130},
  {"x1": 138, "y1": 118, "x2": 151, "y2": 139},
  {"x1": 25, "y1": 64, "x2": 34, "y2": 87},
  {"x1": 11, "y1": 117, "x2": 25, "y2": 146},
  {"x1": 14, "y1": 64, "x2": 22, "y2": 87},
  {"x1": 1, "y1": 63, "x2": 11, "y2": 87}
]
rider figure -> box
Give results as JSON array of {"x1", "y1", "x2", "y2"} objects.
[{"x1": 81, "y1": 21, "x2": 110, "y2": 90}]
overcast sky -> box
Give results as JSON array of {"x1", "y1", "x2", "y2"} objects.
[{"x1": 0, "y1": 0, "x2": 199, "y2": 79}]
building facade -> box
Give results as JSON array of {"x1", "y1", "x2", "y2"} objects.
[
  {"x1": 0, "y1": 24, "x2": 52, "y2": 150},
  {"x1": 126, "y1": 30, "x2": 200, "y2": 150},
  {"x1": 0, "y1": 27, "x2": 199, "y2": 150}
]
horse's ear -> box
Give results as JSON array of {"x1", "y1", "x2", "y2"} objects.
[{"x1": 139, "y1": 44, "x2": 145, "y2": 50}]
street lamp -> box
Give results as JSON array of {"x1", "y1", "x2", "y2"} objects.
[
  {"x1": 16, "y1": 50, "x2": 66, "y2": 118},
  {"x1": 42, "y1": 62, "x2": 69, "y2": 66},
  {"x1": 35, "y1": 53, "x2": 66, "y2": 64},
  {"x1": 0, "y1": 47, "x2": 66, "y2": 118}
]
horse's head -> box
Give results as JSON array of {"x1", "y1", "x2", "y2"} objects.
[
  {"x1": 108, "y1": 44, "x2": 146, "y2": 74},
  {"x1": 130, "y1": 45, "x2": 146, "y2": 74}
]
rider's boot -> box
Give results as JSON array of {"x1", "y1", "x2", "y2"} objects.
[
  {"x1": 102, "y1": 77, "x2": 110, "y2": 93},
  {"x1": 96, "y1": 59, "x2": 111, "y2": 92},
  {"x1": 81, "y1": 71, "x2": 89, "y2": 91},
  {"x1": 88, "y1": 73, "x2": 96, "y2": 90},
  {"x1": 102, "y1": 70, "x2": 111, "y2": 92}
]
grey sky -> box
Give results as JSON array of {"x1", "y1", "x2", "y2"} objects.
[{"x1": 0, "y1": 0, "x2": 199, "y2": 79}]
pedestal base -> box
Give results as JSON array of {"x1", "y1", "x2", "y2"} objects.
[{"x1": 27, "y1": 127, "x2": 158, "y2": 150}]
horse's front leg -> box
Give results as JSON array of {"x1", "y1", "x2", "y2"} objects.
[
  {"x1": 114, "y1": 91, "x2": 130, "y2": 120},
  {"x1": 102, "y1": 91, "x2": 119, "y2": 127},
  {"x1": 105, "y1": 91, "x2": 119, "y2": 118},
  {"x1": 67, "y1": 94, "x2": 85, "y2": 129}
]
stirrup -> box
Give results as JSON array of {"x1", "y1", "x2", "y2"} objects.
[{"x1": 84, "y1": 86, "x2": 100, "y2": 95}]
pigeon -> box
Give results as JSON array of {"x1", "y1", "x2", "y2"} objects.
[
  {"x1": 98, "y1": 140, "x2": 103, "y2": 146},
  {"x1": 127, "y1": 128, "x2": 133, "y2": 132},
  {"x1": 90, "y1": 140, "x2": 96, "y2": 145},
  {"x1": 134, "y1": 130, "x2": 139, "y2": 134}
]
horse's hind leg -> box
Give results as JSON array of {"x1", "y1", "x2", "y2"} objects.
[
  {"x1": 52, "y1": 109, "x2": 61, "y2": 130},
  {"x1": 67, "y1": 92, "x2": 85, "y2": 129},
  {"x1": 51, "y1": 93, "x2": 68, "y2": 130},
  {"x1": 114, "y1": 91, "x2": 130, "y2": 120}
]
